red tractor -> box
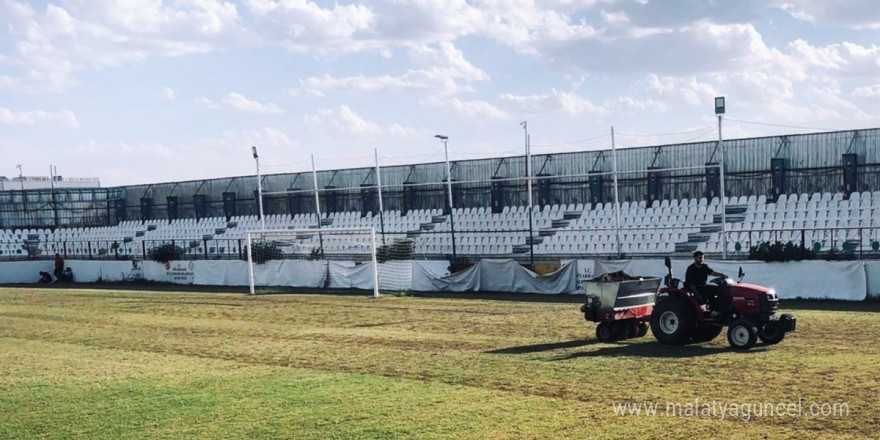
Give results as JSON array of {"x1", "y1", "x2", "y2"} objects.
[{"x1": 650, "y1": 257, "x2": 796, "y2": 350}]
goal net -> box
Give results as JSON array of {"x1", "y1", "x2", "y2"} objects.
[{"x1": 245, "y1": 227, "x2": 414, "y2": 296}]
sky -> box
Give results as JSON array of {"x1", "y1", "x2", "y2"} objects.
[{"x1": 1, "y1": 0, "x2": 878, "y2": 187}]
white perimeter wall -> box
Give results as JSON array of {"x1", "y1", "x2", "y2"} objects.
[
  {"x1": 0, "y1": 258, "x2": 877, "y2": 300},
  {"x1": 597, "y1": 259, "x2": 869, "y2": 301}
]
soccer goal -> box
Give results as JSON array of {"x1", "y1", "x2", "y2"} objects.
[{"x1": 245, "y1": 227, "x2": 414, "y2": 296}]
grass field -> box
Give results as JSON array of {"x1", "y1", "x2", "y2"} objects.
[{"x1": 1, "y1": 287, "x2": 878, "y2": 439}]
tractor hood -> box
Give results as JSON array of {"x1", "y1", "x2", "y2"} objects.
[{"x1": 731, "y1": 282, "x2": 775, "y2": 296}]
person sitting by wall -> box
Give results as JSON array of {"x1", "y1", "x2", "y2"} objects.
[
  {"x1": 59, "y1": 267, "x2": 74, "y2": 283},
  {"x1": 38, "y1": 271, "x2": 52, "y2": 283}
]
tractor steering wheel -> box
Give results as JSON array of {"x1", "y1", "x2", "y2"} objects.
[{"x1": 710, "y1": 275, "x2": 729, "y2": 285}]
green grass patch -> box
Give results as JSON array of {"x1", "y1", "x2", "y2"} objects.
[{"x1": 0, "y1": 288, "x2": 877, "y2": 439}]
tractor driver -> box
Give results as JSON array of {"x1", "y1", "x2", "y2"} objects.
[{"x1": 685, "y1": 251, "x2": 730, "y2": 317}]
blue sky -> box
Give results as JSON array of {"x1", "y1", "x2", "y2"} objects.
[{"x1": 1, "y1": 0, "x2": 878, "y2": 187}]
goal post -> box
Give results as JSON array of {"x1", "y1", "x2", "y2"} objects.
[{"x1": 246, "y1": 227, "x2": 412, "y2": 296}]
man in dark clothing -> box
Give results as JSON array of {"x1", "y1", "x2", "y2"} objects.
[
  {"x1": 685, "y1": 251, "x2": 729, "y2": 316},
  {"x1": 53, "y1": 253, "x2": 65, "y2": 282},
  {"x1": 39, "y1": 271, "x2": 52, "y2": 283}
]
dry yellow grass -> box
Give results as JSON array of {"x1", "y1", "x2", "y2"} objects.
[{"x1": 0, "y1": 287, "x2": 878, "y2": 439}]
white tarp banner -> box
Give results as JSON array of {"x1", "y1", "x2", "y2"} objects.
[
  {"x1": 412, "y1": 260, "x2": 480, "y2": 292},
  {"x1": 411, "y1": 259, "x2": 578, "y2": 294},
  {"x1": 327, "y1": 261, "x2": 415, "y2": 291},
  {"x1": 251, "y1": 260, "x2": 328, "y2": 288},
  {"x1": 328, "y1": 261, "x2": 366, "y2": 289},
  {"x1": 862, "y1": 261, "x2": 880, "y2": 299},
  {"x1": 193, "y1": 260, "x2": 250, "y2": 286},
  {"x1": 570, "y1": 259, "x2": 597, "y2": 285},
  {"x1": 143, "y1": 261, "x2": 195, "y2": 284},
  {"x1": 480, "y1": 259, "x2": 578, "y2": 294},
  {"x1": 595, "y1": 259, "x2": 867, "y2": 301}
]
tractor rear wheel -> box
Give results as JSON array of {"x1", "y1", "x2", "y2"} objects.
[
  {"x1": 650, "y1": 299, "x2": 695, "y2": 345},
  {"x1": 727, "y1": 319, "x2": 758, "y2": 350}
]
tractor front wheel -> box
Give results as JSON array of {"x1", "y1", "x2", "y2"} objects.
[
  {"x1": 727, "y1": 319, "x2": 759, "y2": 350},
  {"x1": 758, "y1": 322, "x2": 786, "y2": 345}
]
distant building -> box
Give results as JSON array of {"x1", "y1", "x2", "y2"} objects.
[{"x1": 0, "y1": 176, "x2": 101, "y2": 191}]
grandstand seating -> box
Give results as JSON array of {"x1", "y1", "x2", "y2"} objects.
[{"x1": 1, "y1": 192, "x2": 878, "y2": 260}]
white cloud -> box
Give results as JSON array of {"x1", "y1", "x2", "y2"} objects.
[
  {"x1": 536, "y1": 21, "x2": 795, "y2": 77},
  {"x1": 66, "y1": 127, "x2": 294, "y2": 185},
  {"x1": 788, "y1": 40, "x2": 880, "y2": 76},
  {"x1": 223, "y1": 93, "x2": 283, "y2": 114},
  {"x1": 808, "y1": 83, "x2": 859, "y2": 111},
  {"x1": 602, "y1": 0, "x2": 761, "y2": 28},
  {"x1": 292, "y1": 42, "x2": 488, "y2": 97},
  {"x1": 605, "y1": 96, "x2": 668, "y2": 113},
  {"x1": 422, "y1": 97, "x2": 511, "y2": 121},
  {"x1": 2, "y1": 0, "x2": 879, "y2": 188},
  {"x1": 852, "y1": 84, "x2": 880, "y2": 98},
  {"x1": 247, "y1": 0, "x2": 599, "y2": 56},
  {"x1": 500, "y1": 91, "x2": 608, "y2": 116},
  {"x1": 714, "y1": 71, "x2": 795, "y2": 103},
  {"x1": 194, "y1": 97, "x2": 223, "y2": 110},
  {"x1": 389, "y1": 123, "x2": 419, "y2": 137},
  {"x1": 0, "y1": 0, "x2": 251, "y2": 92},
  {"x1": 245, "y1": 0, "x2": 374, "y2": 52},
  {"x1": 0, "y1": 108, "x2": 79, "y2": 127},
  {"x1": 771, "y1": 0, "x2": 880, "y2": 29},
  {"x1": 775, "y1": 3, "x2": 817, "y2": 23},
  {"x1": 304, "y1": 105, "x2": 384, "y2": 137},
  {"x1": 763, "y1": 100, "x2": 842, "y2": 123},
  {"x1": 645, "y1": 75, "x2": 718, "y2": 106},
  {"x1": 474, "y1": 1, "x2": 597, "y2": 53},
  {"x1": 194, "y1": 93, "x2": 283, "y2": 114},
  {"x1": 302, "y1": 105, "x2": 418, "y2": 139}
]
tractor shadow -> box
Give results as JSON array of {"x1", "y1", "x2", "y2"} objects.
[
  {"x1": 486, "y1": 339, "x2": 603, "y2": 355},
  {"x1": 552, "y1": 340, "x2": 769, "y2": 360}
]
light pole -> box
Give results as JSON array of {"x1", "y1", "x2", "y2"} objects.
[
  {"x1": 16, "y1": 164, "x2": 27, "y2": 225},
  {"x1": 50, "y1": 165, "x2": 59, "y2": 227},
  {"x1": 715, "y1": 97, "x2": 728, "y2": 259},
  {"x1": 435, "y1": 135, "x2": 457, "y2": 262},
  {"x1": 252, "y1": 146, "x2": 266, "y2": 231},
  {"x1": 16, "y1": 164, "x2": 24, "y2": 191},
  {"x1": 611, "y1": 127, "x2": 622, "y2": 259},
  {"x1": 374, "y1": 148, "x2": 386, "y2": 244},
  {"x1": 522, "y1": 121, "x2": 534, "y2": 267}
]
